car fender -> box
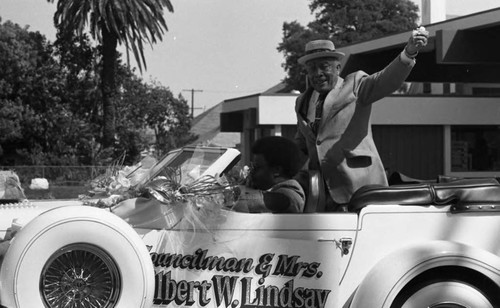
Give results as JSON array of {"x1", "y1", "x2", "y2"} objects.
[
  {"x1": 349, "y1": 240, "x2": 500, "y2": 308},
  {"x1": 0, "y1": 205, "x2": 155, "y2": 308}
]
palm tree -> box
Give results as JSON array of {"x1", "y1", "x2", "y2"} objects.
[{"x1": 47, "y1": 0, "x2": 174, "y2": 147}]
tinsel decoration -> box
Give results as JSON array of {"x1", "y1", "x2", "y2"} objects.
[{"x1": 83, "y1": 160, "x2": 242, "y2": 232}]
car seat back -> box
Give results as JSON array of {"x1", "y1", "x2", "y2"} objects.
[
  {"x1": 303, "y1": 170, "x2": 325, "y2": 213},
  {"x1": 349, "y1": 178, "x2": 500, "y2": 212}
]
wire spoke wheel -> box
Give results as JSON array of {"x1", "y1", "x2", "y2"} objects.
[
  {"x1": 1, "y1": 206, "x2": 154, "y2": 308},
  {"x1": 40, "y1": 244, "x2": 121, "y2": 308}
]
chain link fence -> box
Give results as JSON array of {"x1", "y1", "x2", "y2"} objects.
[
  {"x1": 0, "y1": 165, "x2": 109, "y2": 186},
  {"x1": 0, "y1": 165, "x2": 113, "y2": 199}
]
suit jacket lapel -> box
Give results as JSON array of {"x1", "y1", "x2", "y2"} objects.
[
  {"x1": 296, "y1": 88, "x2": 314, "y2": 118},
  {"x1": 321, "y1": 77, "x2": 346, "y2": 126},
  {"x1": 296, "y1": 88, "x2": 317, "y2": 139}
]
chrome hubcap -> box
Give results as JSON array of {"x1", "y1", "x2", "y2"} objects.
[{"x1": 40, "y1": 244, "x2": 121, "y2": 308}]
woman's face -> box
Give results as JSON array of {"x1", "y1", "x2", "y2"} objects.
[{"x1": 248, "y1": 154, "x2": 275, "y2": 190}]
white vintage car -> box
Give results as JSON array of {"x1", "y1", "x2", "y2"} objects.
[{"x1": 1, "y1": 146, "x2": 500, "y2": 308}]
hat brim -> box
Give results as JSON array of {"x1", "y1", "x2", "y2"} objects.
[{"x1": 298, "y1": 51, "x2": 345, "y2": 65}]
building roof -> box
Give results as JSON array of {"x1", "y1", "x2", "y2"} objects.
[
  {"x1": 338, "y1": 7, "x2": 500, "y2": 83},
  {"x1": 189, "y1": 102, "x2": 240, "y2": 148}
]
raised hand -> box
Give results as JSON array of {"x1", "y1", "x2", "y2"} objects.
[{"x1": 405, "y1": 26, "x2": 429, "y2": 57}]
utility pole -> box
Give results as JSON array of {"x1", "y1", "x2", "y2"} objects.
[{"x1": 182, "y1": 88, "x2": 203, "y2": 117}]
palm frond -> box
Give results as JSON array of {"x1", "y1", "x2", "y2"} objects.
[{"x1": 48, "y1": 0, "x2": 174, "y2": 72}]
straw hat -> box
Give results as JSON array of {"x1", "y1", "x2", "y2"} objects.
[{"x1": 298, "y1": 40, "x2": 345, "y2": 65}]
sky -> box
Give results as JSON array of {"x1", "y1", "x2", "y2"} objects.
[{"x1": 1, "y1": 0, "x2": 499, "y2": 116}]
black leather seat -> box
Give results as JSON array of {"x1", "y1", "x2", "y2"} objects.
[{"x1": 349, "y1": 178, "x2": 500, "y2": 212}]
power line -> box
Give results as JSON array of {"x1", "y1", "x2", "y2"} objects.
[
  {"x1": 201, "y1": 89, "x2": 265, "y2": 94},
  {"x1": 182, "y1": 88, "x2": 203, "y2": 117}
]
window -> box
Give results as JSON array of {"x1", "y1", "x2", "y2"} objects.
[{"x1": 451, "y1": 126, "x2": 500, "y2": 172}]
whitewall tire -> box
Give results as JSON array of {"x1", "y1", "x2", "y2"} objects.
[
  {"x1": 0, "y1": 205, "x2": 154, "y2": 308},
  {"x1": 397, "y1": 281, "x2": 494, "y2": 308}
]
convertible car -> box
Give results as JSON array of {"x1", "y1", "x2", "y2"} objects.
[{"x1": 0, "y1": 146, "x2": 499, "y2": 308}]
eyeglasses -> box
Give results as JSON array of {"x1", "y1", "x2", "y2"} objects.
[{"x1": 305, "y1": 61, "x2": 336, "y2": 74}]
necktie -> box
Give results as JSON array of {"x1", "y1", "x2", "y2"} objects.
[{"x1": 311, "y1": 93, "x2": 326, "y2": 135}]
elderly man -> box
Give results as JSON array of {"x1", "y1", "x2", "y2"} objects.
[{"x1": 295, "y1": 27, "x2": 429, "y2": 211}]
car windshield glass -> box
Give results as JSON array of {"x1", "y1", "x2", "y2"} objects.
[{"x1": 153, "y1": 148, "x2": 226, "y2": 185}]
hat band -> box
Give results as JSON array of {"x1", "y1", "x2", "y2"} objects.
[{"x1": 305, "y1": 48, "x2": 335, "y2": 55}]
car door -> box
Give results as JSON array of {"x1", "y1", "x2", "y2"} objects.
[{"x1": 141, "y1": 211, "x2": 358, "y2": 308}]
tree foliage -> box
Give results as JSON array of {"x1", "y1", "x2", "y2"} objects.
[
  {"x1": 0, "y1": 18, "x2": 194, "y2": 167},
  {"x1": 0, "y1": 19, "x2": 78, "y2": 165},
  {"x1": 117, "y1": 72, "x2": 196, "y2": 160},
  {"x1": 47, "y1": 0, "x2": 175, "y2": 147},
  {"x1": 278, "y1": 0, "x2": 419, "y2": 92}
]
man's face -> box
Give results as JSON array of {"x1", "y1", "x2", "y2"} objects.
[
  {"x1": 248, "y1": 154, "x2": 275, "y2": 190},
  {"x1": 305, "y1": 58, "x2": 341, "y2": 94}
]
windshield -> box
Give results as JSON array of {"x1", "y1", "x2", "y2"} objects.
[
  {"x1": 151, "y1": 148, "x2": 232, "y2": 185},
  {"x1": 135, "y1": 147, "x2": 240, "y2": 188}
]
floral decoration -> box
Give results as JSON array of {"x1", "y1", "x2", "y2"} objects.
[{"x1": 81, "y1": 154, "x2": 244, "y2": 221}]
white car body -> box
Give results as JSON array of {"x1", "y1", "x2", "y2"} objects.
[{"x1": 0, "y1": 146, "x2": 499, "y2": 308}]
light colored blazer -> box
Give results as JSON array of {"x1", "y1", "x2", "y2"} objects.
[{"x1": 295, "y1": 54, "x2": 415, "y2": 204}]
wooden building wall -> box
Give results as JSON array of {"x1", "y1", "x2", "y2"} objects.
[{"x1": 373, "y1": 125, "x2": 444, "y2": 180}]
